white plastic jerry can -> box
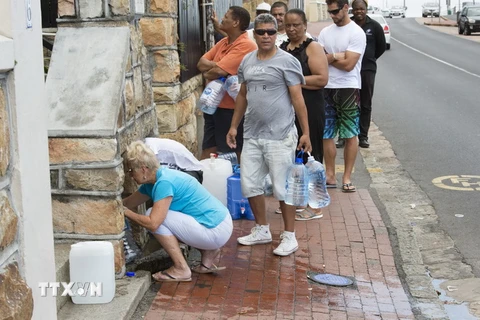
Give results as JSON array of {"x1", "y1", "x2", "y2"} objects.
[{"x1": 69, "y1": 241, "x2": 115, "y2": 304}]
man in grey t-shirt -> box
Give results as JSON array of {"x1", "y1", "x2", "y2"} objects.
[{"x1": 226, "y1": 13, "x2": 312, "y2": 257}]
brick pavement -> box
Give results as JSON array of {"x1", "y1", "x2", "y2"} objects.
[{"x1": 143, "y1": 190, "x2": 415, "y2": 319}]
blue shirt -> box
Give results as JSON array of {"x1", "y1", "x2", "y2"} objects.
[{"x1": 138, "y1": 167, "x2": 227, "y2": 228}]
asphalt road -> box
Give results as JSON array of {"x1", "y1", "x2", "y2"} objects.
[{"x1": 373, "y1": 18, "x2": 480, "y2": 275}]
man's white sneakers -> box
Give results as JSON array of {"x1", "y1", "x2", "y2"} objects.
[
  {"x1": 237, "y1": 225, "x2": 272, "y2": 245},
  {"x1": 237, "y1": 226, "x2": 298, "y2": 257},
  {"x1": 273, "y1": 231, "x2": 298, "y2": 256}
]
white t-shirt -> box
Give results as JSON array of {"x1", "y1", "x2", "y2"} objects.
[
  {"x1": 318, "y1": 21, "x2": 366, "y2": 89},
  {"x1": 144, "y1": 138, "x2": 203, "y2": 172}
]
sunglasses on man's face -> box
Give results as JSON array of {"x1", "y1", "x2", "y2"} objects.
[
  {"x1": 254, "y1": 29, "x2": 277, "y2": 36},
  {"x1": 327, "y1": 8, "x2": 342, "y2": 15}
]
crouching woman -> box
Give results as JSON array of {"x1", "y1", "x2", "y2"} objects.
[{"x1": 123, "y1": 141, "x2": 233, "y2": 282}]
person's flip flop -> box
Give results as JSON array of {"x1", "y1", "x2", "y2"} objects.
[
  {"x1": 152, "y1": 270, "x2": 192, "y2": 282},
  {"x1": 295, "y1": 208, "x2": 323, "y2": 221},
  {"x1": 191, "y1": 263, "x2": 226, "y2": 274},
  {"x1": 275, "y1": 207, "x2": 306, "y2": 214},
  {"x1": 341, "y1": 183, "x2": 356, "y2": 193}
]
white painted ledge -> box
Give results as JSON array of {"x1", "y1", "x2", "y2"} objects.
[{"x1": 0, "y1": 35, "x2": 14, "y2": 72}]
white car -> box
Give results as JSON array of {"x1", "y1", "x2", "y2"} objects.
[
  {"x1": 390, "y1": 5, "x2": 406, "y2": 18},
  {"x1": 369, "y1": 14, "x2": 391, "y2": 50}
]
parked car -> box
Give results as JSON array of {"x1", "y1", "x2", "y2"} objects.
[
  {"x1": 422, "y1": 2, "x2": 440, "y2": 17},
  {"x1": 369, "y1": 14, "x2": 391, "y2": 50},
  {"x1": 381, "y1": 9, "x2": 391, "y2": 18},
  {"x1": 367, "y1": 6, "x2": 381, "y2": 15},
  {"x1": 458, "y1": 6, "x2": 480, "y2": 35},
  {"x1": 390, "y1": 6, "x2": 406, "y2": 18}
]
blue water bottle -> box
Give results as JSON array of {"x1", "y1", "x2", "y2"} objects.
[
  {"x1": 305, "y1": 153, "x2": 330, "y2": 208},
  {"x1": 285, "y1": 150, "x2": 309, "y2": 206}
]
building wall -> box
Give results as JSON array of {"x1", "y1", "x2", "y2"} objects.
[{"x1": 0, "y1": 0, "x2": 57, "y2": 318}]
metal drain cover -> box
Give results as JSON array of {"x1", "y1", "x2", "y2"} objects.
[{"x1": 307, "y1": 271, "x2": 354, "y2": 287}]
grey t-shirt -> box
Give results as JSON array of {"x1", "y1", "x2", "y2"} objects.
[{"x1": 238, "y1": 49, "x2": 305, "y2": 140}]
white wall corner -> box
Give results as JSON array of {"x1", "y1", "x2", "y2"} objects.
[{"x1": 0, "y1": 35, "x2": 15, "y2": 72}]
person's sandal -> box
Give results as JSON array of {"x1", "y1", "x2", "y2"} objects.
[
  {"x1": 295, "y1": 208, "x2": 323, "y2": 221},
  {"x1": 275, "y1": 207, "x2": 306, "y2": 214},
  {"x1": 341, "y1": 183, "x2": 356, "y2": 193}
]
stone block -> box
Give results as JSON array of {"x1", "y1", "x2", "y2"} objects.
[
  {"x1": 64, "y1": 166, "x2": 125, "y2": 192},
  {"x1": 133, "y1": 66, "x2": 144, "y2": 109},
  {"x1": 156, "y1": 104, "x2": 177, "y2": 132},
  {"x1": 0, "y1": 86, "x2": 10, "y2": 176},
  {"x1": 0, "y1": 191, "x2": 18, "y2": 249},
  {"x1": 52, "y1": 196, "x2": 124, "y2": 235},
  {"x1": 139, "y1": 17, "x2": 176, "y2": 47},
  {"x1": 47, "y1": 27, "x2": 129, "y2": 137},
  {"x1": 152, "y1": 50, "x2": 180, "y2": 83},
  {"x1": 124, "y1": 78, "x2": 135, "y2": 120},
  {"x1": 50, "y1": 170, "x2": 59, "y2": 189},
  {"x1": 160, "y1": 115, "x2": 197, "y2": 151},
  {"x1": 49, "y1": 138, "x2": 117, "y2": 165},
  {"x1": 79, "y1": 0, "x2": 103, "y2": 18},
  {"x1": 0, "y1": 263, "x2": 33, "y2": 320},
  {"x1": 117, "y1": 111, "x2": 157, "y2": 157},
  {"x1": 129, "y1": 24, "x2": 140, "y2": 65},
  {"x1": 143, "y1": 77, "x2": 153, "y2": 109},
  {"x1": 58, "y1": 0, "x2": 75, "y2": 17},
  {"x1": 150, "y1": 0, "x2": 177, "y2": 13},
  {"x1": 111, "y1": 240, "x2": 125, "y2": 274},
  {"x1": 175, "y1": 94, "x2": 195, "y2": 128},
  {"x1": 139, "y1": 46, "x2": 150, "y2": 78},
  {"x1": 153, "y1": 85, "x2": 180, "y2": 103},
  {"x1": 109, "y1": 0, "x2": 130, "y2": 16}
]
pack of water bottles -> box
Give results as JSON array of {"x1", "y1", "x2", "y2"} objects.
[
  {"x1": 285, "y1": 151, "x2": 330, "y2": 209},
  {"x1": 198, "y1": 75, "x2": 240, "y2": 115}
]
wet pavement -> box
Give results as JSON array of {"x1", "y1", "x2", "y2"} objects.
[{"x1": 142, "y1": 190, "x2": 415, "y2": 319}]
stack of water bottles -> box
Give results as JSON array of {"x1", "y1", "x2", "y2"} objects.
[{"x1": 285, "y1": 151, "x2": 330, "y2": 209}]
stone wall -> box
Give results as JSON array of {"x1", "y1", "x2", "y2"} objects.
[
  {"x1": 50, "y1": 0, "x2": 158, "y2": 276},
  {"x1": 142, "y1": 0, "x2": 202, "y2": 154},
  {"x1": 0, "y1": 68, "x2": 34, "y2": 319}
]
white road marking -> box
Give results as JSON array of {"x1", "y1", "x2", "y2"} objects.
[{"x1": 392, "y1": 37, "x2": 480, "y2": 80}]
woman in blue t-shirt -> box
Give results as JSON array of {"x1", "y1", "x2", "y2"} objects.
[{"x1": 123, "y1": 141, "x2": 233, "y2": 282}]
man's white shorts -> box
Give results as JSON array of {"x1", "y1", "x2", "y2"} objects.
[{"x1": 240, "y1": 129, "x2": 297, "y2": 201}]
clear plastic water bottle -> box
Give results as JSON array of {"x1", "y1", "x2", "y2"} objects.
[
  {"x1": 198, "y1": 77, "x2": 227, "y2": 115},
  {"x1": 305, "y1": 154, "x2": 331, "y2": 209},
  {"x1": 264, "y1": 174, "x2": 273, "y2": 196},
  {"x1": 217, "y1": 152, "x2": 238, "y2": 166},
  {"x1": 285, "y1": 152, "x2": 309, "y2": 206},
  {"x1": 224, "y1": 75, "x2": 240, "y2": 100}
]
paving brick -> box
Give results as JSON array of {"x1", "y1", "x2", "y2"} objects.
[{"x1": 142, "y1": 190, "x2": 413, "y2": 319}]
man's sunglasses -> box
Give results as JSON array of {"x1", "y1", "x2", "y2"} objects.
[
  {"x1": 254, "y1": 29, "x2": 277, "y2": 36},
  {"x1": 327, "y1": 8, "x2": 342, "y2": 15}
]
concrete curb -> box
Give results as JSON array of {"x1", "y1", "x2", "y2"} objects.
[
  {"x1": 57, "y1": 270, "x2": 151, "y2": 320},
  {"x1": 360, "y1": 122, "x2": 479, "y2": 319}
]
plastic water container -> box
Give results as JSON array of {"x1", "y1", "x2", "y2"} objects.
[
  {"x1": 305, "y1": 155, "x2": 331, "y2": 209},
  {"x1": 227, "y1": 170, "x2": 254, "y2": 220},
  {"x1": 217, "y1": 152, "x2": 238, "y2": 166},
  {"x1": 224, "y1": 75, "x2": 240, "y2": 100},
  {"x1": 69, "y1": 241, "x2": 115, "y2": 304},
  {"x1": 200, "y1": 153, "x2": 233, "y2": 206},
  {"x1": 198, "y1": 77, "x2": 227, "y2": 115},
  {"x1": 285, "y1": 153, "x2": 309, "y2": 207}
]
